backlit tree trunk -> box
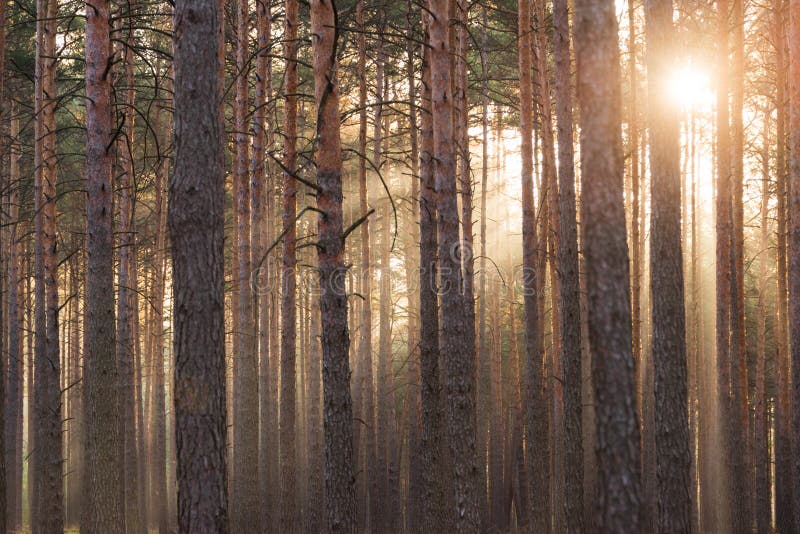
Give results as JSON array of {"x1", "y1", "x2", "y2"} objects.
[
  {"x1": 518, "y1": 0, "x2": 548, "y2": 530},
  {"x1": 5, "y1": 105, "x2": 20, "y2": 533},
  {"x1": 716, "y1": 0, "x2": 734, "y2": 529},
  {"x1": 754, "y1": 107, "x2": 770, "y2": 534},
  {"x1": 729, "y1": 0, "x2": 751, "y2": 529},
  {"x1": 788, "y1": 0, "x2": 800, "y2": 526},
  {"x1": 644, "y1": 0, "x2": 692, "y2": 529},
  {"x1": 151, "y1": 87, "x2": 170, "y2": 534},
  {"x1": 774, "y1": 1, "x2": 794, "y2": 528}
]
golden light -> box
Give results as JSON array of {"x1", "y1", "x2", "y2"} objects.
[{"x1": 668, "y1": 62, "x2": 714, "y2": 112}]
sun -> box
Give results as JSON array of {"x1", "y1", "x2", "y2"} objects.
[{"x1": 668, "y1": 62, "x2": 714, "y2": 112}]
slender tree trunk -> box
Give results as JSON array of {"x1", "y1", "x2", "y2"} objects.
[
  {"x1": 116, "y1": 4, "x2": 143, "y2": 527},
  {"x1": 380, "y1": 199, "x2": 401, "y2": 533},
  {"x1": 488, "y1": 271, "x2": 504, "y2": 530},
  {"x1": 281, "y1": 0, "x2": 299, "y2": 526},
  {"x1": 232, "y1": 0, "x2": 260, "y2": 527},
  {"x1": 5, "y1": 107, "x2": 20, "y2": 533},
  {"x1": 0, "y1": 1, "x2": 7, "y2": 529},
  {"x1": 131, "y1": 247, "x2": 147, "y2": 532},
  {"x1": 35, "y1": 0, "x2": 63, "y2": 528},
  {"x1": 26, "y1": 250, "x2": 34, "y2": 530},
  {"x1": 310, "y1": 1, "x2": 357, "y2": 527},
  {"x1": 716, "y1": 0, "x2": 734, "y2": 529},
  {"x1": 419, "y1": 29, "x2": 446, "y2": 531},
  {"x1": 552, "y1": 0, "x2": 584, "y2": 529},
  {"x1": 628, "y1": 0, "x2": 643, "y2": 432},
  {"x1": 67, "y1": 253, "x2": 84, "y2": 527},
  {"x1": 353, "y1": 2, "x2": 376, "y2": 528},
  {"x1": 171, "y1": 0, "x2": 229, "y2": 529},
  {"x1": 534, "y1": 4, "x2": 561, "y2": 531},
  {"x1": 307, "y1": 288, "x2": 324, "y2": 534},
  {"x1": 788, "y1": 0, "x2": 800, "y2": 527},
  {"x1": 83, "y1": 0, "x2": 122, "y2": 528},
  {"x1": 631, "y1": 1, "x2": 655, "y2": 524},
  {"x1": 775, "y1": 1, "x2": 795, "y2": 528},
  {"x1": 644, "y1": 0, "x2": 692, "y2": 530},
  {"x1": 518, "y1": 0, "x2": 548, "y2": 530},
  {"x1": 454, "y1": 7, "x2": 480, "y2": 524},
  {"x1": 150, "y1": 93, "x2": 170, "y2": 534},
  {"x1": 505, "y1": 260, "x2": 530, "y2": 529},
  {"x1": 478, "y1": 8, "x2": 502, "y2": 529},
  {"x1": 687, "y1": 113, "x2": 700, "y2": 534},
  {"x1": 372, "y1": 31, "x2": 392, "y2": 531},
  {"x1": 405, "y1": 6, "x2": 424, "y2": 528},
  {"x1": 754, "y1": 107, "x2": 771, "y2": 534},
  {"x1": 251, "y1": 0, "x2": 275, "y2": 529},
  {"x1": 428, "y1": 0, "x2": 480, "y2": 528},
  {"x1": 729, "y1": 0, "x2": 751, "y2": 529},
  {"x1": 573, "y1": 0, "x2": 643, "y2": 528}
]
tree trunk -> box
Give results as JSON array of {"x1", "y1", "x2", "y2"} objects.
[
  {"x1": 518, "y1": 0, "x2": 548, "y2": 530},
  {"x1": 36, "y1": 0, "x2": 64, "y2": 527},
  {"x1": 5, "y1": 106, "x2": 20, "y2": 533},
  {"x1": 26, "y1": 252, "x2": 34, "y2": 529},
  {"x1": 419, "y1": 28, "x2": 447, "y2": 531},
  {"x1": 573, "y1": 0, "x2": 643, "y2": 528},
  {"x1": 0, "y1": 0, "x2": 7, "y2": 528},
  {"x1": 171, "y1": 0, "x2": 229, "y2": 529},
  {"x1": 754, "y1": 107, "x2": 771, "y2": 534},
  {"x1": 405, "y1": 6, "x2": 424, "y2": 528},
  {"x1": 428, "y1": 0, "x2": 481, "y2": 529},
  {"x1": 307, "y1": 287, "x2": 324, "y2": 533},
  {"x1": 479, "y1": 8, "x2": 503, "y2": 530},
  {"x1": 282, "y1": 0, "x2": 299, "y2": 527},
  {"x1": 687, "y1": 113, "x2": 700, "y2": 534},
  {"x1": 251, "y1": 0, "x2": 276, "y2": 528},
  {"x1": 83, "y1": 0, "x2": 122, "y2": 528},
  {"x1": 353, "y1": 2, "x2": 376, "y2": 528},
  {"x1": 232, "y1": 0, "x2": 260, "y2": 528},
  {"x1": 715, "y1": 0, "x2": 734, "y2": 529},
  {"x1": 788, "y1": 0, "x2": 800, "y2": 527},
  {"x1": 488, "y1": 271, "x2": 504, "y2": 530},
  {"x1": 628, "y1": 0, "x2": 643, "y2": 433},
  {"x1": 454, "y1": 7, "x2": 480, "y2": 524},
  {"x1": 373, "y1": 31, "x2": 393, "y2": 532},
  {"x1": 729, "y1": 0, "x2": 752, "y2": 529},
  {"x1": 149, "y1": 67, "x2": 170, "y2": 534},
  {"x1": 310, "y1": 1, "x2": 357, "y2": 527},
  {"x1": 774, "y1": 1, "x2": 795, "y2": 529},
  {"x1": 644, "y1": 0, "x2": 692, "y2": 530},
  {"x1": 115, "y1": 5, "x2": 143, "y2": 527},
  {"x1": 505, "y1": 262, "x2": 530, "y2": 529},
  {"x1": 553, "y1": 0, "x2": 585, "y2": 530}
]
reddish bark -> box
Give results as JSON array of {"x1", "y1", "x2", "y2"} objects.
[{"x1": 83, "y1": 0, "x2": 122, "y2": 528}]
